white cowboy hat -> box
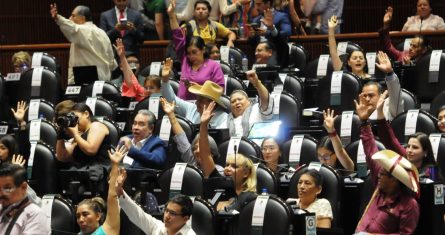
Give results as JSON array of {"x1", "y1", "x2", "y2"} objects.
[{"x1": 372, "y1": 150, "x2": 420, "y2": 193}]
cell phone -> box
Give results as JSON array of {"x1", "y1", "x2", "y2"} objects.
[
  {"x1": 119, "y1": 18, "x2": 127, "y2": 26},
  {"x1": 250, "y1": 22, "x2": 259, "y2": 30}
]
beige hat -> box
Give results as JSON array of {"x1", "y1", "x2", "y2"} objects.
[
  {"x1": 188, "y1": 81, "x2": 226, "y2": 108},
  {"x1": 372, "y1": 150, "x2": 420, "y2": 194}
]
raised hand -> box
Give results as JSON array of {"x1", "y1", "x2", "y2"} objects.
[
  {"x1": 11, "y1": 154, "x2": 26, "y2": 167},
  {"x1": 323, "y1": 109, "x2": 337, "y2": 133},
  {"x1": 375, "y1": 51, "x2": 393, "y2": 73},
  {"x1": 354, "y1": 93, "x2": 375, "y2": 121},
  {"x1": 167, "y1": 0, "x2": 176, "y2": 16},
  {"x1": 115, "y1": 168, "x2": 127, "y2": 197},
  {"x1": 383, "y1": 6, "x2": 393, "y2": 25},
  {"x1": 108, "y1": 145, "x2": 128, "y2": 165},
  {"x1": 162, "y1": 58, "x2": 173, "y2": 78},
  {"x1": 115, "y1": 38, "x2": 125, "y2": 58},
  {"x1": 160, "y1": 97, "x2": 176, "y2": 115},
  {"x1": 376, "y1": 90, "x2": 388, "y2": 117},
  {"x1": 261, "y1": 8, "x2": 275, "y2": 29},
  {"x1": 328, "y1": 15, "x2": 338, "y2": 29},
  {"x1": 50, "y1": 3, "x2": 58, "y2": 21},
  {"x1": 246, "y1": 70, "x2": 260, "y2": 87},
  {"x1": 201, "y1": 102, "x2": 216, "y2": 124},
  {"x1": 11, "y1": 101, "x2": 28, "y2": 123}
]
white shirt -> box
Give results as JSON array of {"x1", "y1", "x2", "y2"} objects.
[
  {"x1": 132, "y1": 136, "x2": 149, "y2": 150},
  {"x1": 56, "y1": 15, "x2": 118, "y2": 84},
  {"x1": 119, "y1": 192, "x2": 196, "y2": 235}
]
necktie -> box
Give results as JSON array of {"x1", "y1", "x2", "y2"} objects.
[{"x1": 119, "y1": 9, "x2": 125, "y2": 37}]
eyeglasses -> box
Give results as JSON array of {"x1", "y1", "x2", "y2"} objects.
[
  {"x1": 262, "y1": 146, "x2": 277, "y2": 152},
  {"x1": 317, "y1": 152, "x2": 334, "y2": 161},
  {"x1": 0, "y1": 186, "x2": 16, "y2": 195},
  {"x1": 164, "y1": 208, "x2": 183, "y2": 217}
]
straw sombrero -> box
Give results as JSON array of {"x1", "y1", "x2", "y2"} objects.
[
  {"x1": 188, "y1": 81, "x2": 226, "y2": 108},
  {"x1": 372, "y1": 150, "x2": 420, "y2": 194}
]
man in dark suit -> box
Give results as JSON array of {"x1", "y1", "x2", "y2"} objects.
[
  {"x1": 100, "y1": 0, "x2": 145, "y2": 56},
  {"x1": 119, "y1": 109, "x2": 167, "y2": 169},
  {"x1": 249, "y1": 0, "x2": 291, "y2": 68}
]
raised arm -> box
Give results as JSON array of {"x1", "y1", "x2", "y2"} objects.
[
  {"x1": 199, "y1": 102, "x2": 218, "y2": 178},
  {"x1": 327, "y1": 16, "x2": 342, "y2": 71},
  {"x1": 246, "y1": 70, "x2": 269, "y2": 112},
  {"x1": 323, "y1": 109, "x2": 354, "y2": 171},
  {"x1": 167, "y1": 0, "x2": 179, "y2": 30},
  {"x1": 103, "y1": 145, "x2": 127, "y2": 235},
  {"x1": 116, "y1": 39, "x2": 135, "y2": 88},
  {"x1": 161, "y1": 97, "x2": 184, "y2": 136}
]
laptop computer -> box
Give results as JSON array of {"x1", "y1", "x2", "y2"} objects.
[
  {"x1": 73, "y1": 65, "x2": 99, "y2": 85},
  {"x1": 247, "y1": 121, "x2": 282, "y2": 146}
]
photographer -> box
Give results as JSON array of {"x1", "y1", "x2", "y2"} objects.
[{"x1": 55, "y1": 103, "x2": 111, "y2": 184}]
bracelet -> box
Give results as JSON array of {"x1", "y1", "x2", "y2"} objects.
[
  {"x1": 360, "y1": 119, "x2": 371, "y2": 127},
  {"x1": 327, "y1": 130, "x2": 337, "y2": 138}
]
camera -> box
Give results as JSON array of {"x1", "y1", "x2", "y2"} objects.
[{"x1": 56, "y1": 112, "x2": 79, "y2": 128}]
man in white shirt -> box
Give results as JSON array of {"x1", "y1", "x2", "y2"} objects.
[
  {"x1": 0, "y1": 164, "x2": 50, "y2": 235},
  {"x1": 50, "y1": 3, "x2": 117, "y2": 84},
  {"x1": 117, "y1": 169, "x2": 196, "y2": 234}
]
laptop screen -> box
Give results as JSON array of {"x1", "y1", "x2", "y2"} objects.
[
  {"x1": 73, "y1": 66, "x2": 99, "y2": 85},
  {"x1": 247, "y1": 121, "x2": 282, "y2": 146}
]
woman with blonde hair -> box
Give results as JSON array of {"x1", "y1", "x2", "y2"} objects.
[
  {"x1": 218, "y1": 153, "x2": 257, "y2": 211},
  {"x1": 11, "y1": 51, "x2": 31, "y2": 72}
]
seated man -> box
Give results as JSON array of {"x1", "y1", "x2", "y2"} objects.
[
  {"x1": 50, "y1": 4, "x2": 117, "y2": 84},
  {"x1": 254, "y1": 41, "x2": 276, "y2": 66},
  {"x1": 119, "y1": 109, "x2": 167, "y2": 169},
  {"x1": 161, "y1": 58, "x2": 228, "y2": 128},
  {"x1": 0, "y1": 164, "x2": 50, "y2": 234},
  {"x1": 117, "y1": 169, "x2": 196, "y2": 234}
]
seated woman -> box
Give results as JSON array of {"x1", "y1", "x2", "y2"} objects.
[
  {"x1": 0, "y1": 135, "x2": 18, "y2": 164},
  {"x1": 205, "y1": 43, "x2": 221, "y2": 61},
  {"x1": 55, "y1": 103, "x2": 111, "y2": 188},
  {"x1": 364, "y1": 90, "x2": 442, "y2": 181},
  {"x1": 167, "y1": 0, "x2": 225, "y2": 100},
  {"x1": 11, "y1": 51, "x2": 31, "y2": 73},
  {"x1": 402, "y1": 0, "x2": 445, "y2": 32},
  {"x1": 218, "y1": 153, "x2": 257, "y2": 211},
  {"x1": 287, "y1": 169, "x2": 333, "y2": 228},
  {"x1": 160, "y1": 97, "x2": 224, "y2": 178},
  {"x1": 116, "y1": 39, "x2": 161, "y2": 101},
  {"x1": 260, "y1": 137, "x2": 285, "y2": 175},
  {"x1": 437, "y1": 106, "x2": 445, "y2": 133},
  {"x1": 317, "y1": 109, "x2": 354, "y2": 174},
  {"x1": 228, "y1": 70, "x2": 274, "y2": 137},
  {"x1": 380, "y1": 7, "x2": 431, "y2": 65},
  {"x1": 328, "y1": 15, "x2": 372, "y2": 80},
  {"x1": 76, "y1": 146, "x2": 124, "y2": 235}
]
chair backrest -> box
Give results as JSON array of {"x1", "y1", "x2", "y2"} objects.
[
  {"x1": 431, "y1": 134, "x2": 445, "y2": 181},
  {"x1": 281, "y1": 135, "x2": 319, "y2": 167},
  {"x1": 83, "y1": 97, "x2": 117, "y2": 121},
  {"x1": 414, "y1": 51, "x2": 445, "y2": 102},
  {"x1": 229, "y1": 47, "x2": 246, "y2": 71},
  {"x1": 133, "y1": 96, "x2": 165, "y2": 122},
  {"x1": 430, "y1": 90, "x2": 445, "y2": 117},
  {"x1": 390, "y1": 109, "x2": 438, "y2": 144},
  {"x1": 32, "y1": 52, "x2": 58, "y2": 72},
  {"x1": 219, "y1": 60, "x2": 233, "y2": 76},
  {"x1": 25, "y1": 99, "x2": 55, "y2": 122},
  {"x1": 219, "y1": 95, "x2": 231, "y2": 113},
  {"x1": 288, "y1": 163, "x2": 342, "y2": 227},
  {"x1": 333, "y1": 112, "x2": 361, "y2": 146},
  {"x1": 13, "y1": 67, "x2": 60, "y2": 105},
  {"x1": 156, "y1": 164, "x2": 204, "y2": 204},
  {"x1": 99, "y1": 117, "x2": 122, "y2": 146},
  {"x1": 281, "y1": 74, "x2": 304, "y2": 105},
  {"x1": 25, "y1": 119, "x2": 58, "y2": 149},
  {"x1": 225, "y1": 75, "x2": 246, "y2": 96},
  {"x1": 80, "y1": 81, "x2": 122, "y2": 106},
  {"x1": 238, "y1": 195, "x2": 291, "y2": 235},
  {"x1": 401, "y1": 88, "x2": 420, "y2": 111},
  {"x1": 191, "y1": 197, "x2": 215, "y2": 235},
  {"x1": 276, "y1": 91, "x2": 302, "y2": 128},
  {"x1": 345, "y1": 139, "x2": 386, "y2": 170},
  {"x1": 317, "y1": 71, "x2": 362, "y2": 114},
  {"x1": 256, "y1": 164, "x2": 278, "y2": 194},
  {"x1": 217, "y1": 137, "x2": 262, "y2": 167},
  {"x1": 29, "y1": 142, "x2": 58, "y2": 195},
  {"x1": 41, "y1": 194, "x2": 77, "y2": 235},
  {"x1": 303, "y1": 56, "x2": 334, "y2": 80},
  {"x1": 289, "y1": 43, "x2": 309, "y2": 71}
]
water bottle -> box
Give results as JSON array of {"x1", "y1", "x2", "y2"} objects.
[
  {"x1": 261, "y1": 188, "x2": 268, "y2": 196},
  {"x1": 39, "y1": 114, "x2": 44, "y2": 120},
  {"x1": 239, "y1": 26, "x2": 245, "y2": 39},
  {"x1": 242, "y1": 55, "x2": 248, "y2": 72}
]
